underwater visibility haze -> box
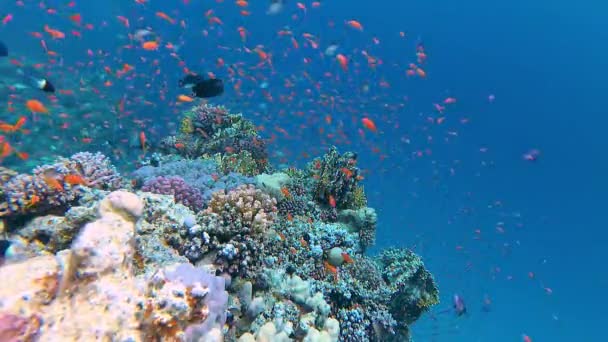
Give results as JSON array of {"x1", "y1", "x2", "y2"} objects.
[{"x1": 0, "y1": 0, "x2": 606, "y2": 341}]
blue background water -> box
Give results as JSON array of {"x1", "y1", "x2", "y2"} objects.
[{"x1": 2, "y1": 0, "x2": 607, "y2": 340}]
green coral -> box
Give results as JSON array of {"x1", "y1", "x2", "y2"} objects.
[
  {"x1": 214, "y1": 151, "x2": 262, "y2": 176},
  {"x1": 179, "y1": 116, "x2": 194, "y2": 134},
  {"x1": 347, "y1": 185, "x2": 367, "y2": 210},
  {"x1": 308, "y1": 146, "x2": 360, "y2": 209}
]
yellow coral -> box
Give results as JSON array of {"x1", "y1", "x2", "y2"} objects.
[
  {"x1": 349, "y1": 186, "x2": 367, "y2": 209},
  {"x1": 179, "y1": 117, "x2": 194, "y2": 134}
]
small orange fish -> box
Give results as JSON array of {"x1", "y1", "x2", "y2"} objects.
[
  {"x1": 26, "y1": 99, "x2": 49, "y2": 113},
  {"x1": 336, "y1": 54, "x2": 348, "y2": 71},
  {"x1": 328, "y1": 194, "x2": 336, "y2": 208},
  {"x1": 340, "y1": 167, "x2": 353, "y2": 179},
  {"x1": 287, "y1": 213, "x2": 293, "y2": 221},
  {"x1": 44, "y1": 25, "x2": 65, "y2": 39},
  {"x1": 324, "y1": 261, "x2": 338, "y2": 281},
  {"x1": 346, "y1": 20, "x2": 363, "y2": 31},
  {"x1": 69, "y1": 13, "x2": 82, "y2": 25},
  {"x1": 361, "y1": 117, "x2": 377, "y2": 132},
  {"x1": 281, "y1": 187, "x2": 291, "y2": 198},
  {"x1": 15, "y1": 151, "x2": 29, "y2": 160},
  {"x1": 142, "y1": 41, "x2": 159, "y2": 50},
  {"x1": 341, "y1": 252, "x2": 354, "y2": 264},
  {"x1": 177, "y1": 94, "x2": 194, "y2": 102},
  {"x1": 25, "y1": 194, "x2": 41, "y2": 208},
  {"x1": 64, "y1": 174, "x2": 88, "y2": 186},
  {"x1": 44, "y1": 176, "x2": 64, "y2": 192},
  {"x1": 1, "y1": 142, "x2": 13, "y2": 158},
  {"x1": 300, "y1": 237, "x2": 309, "y2": 248},
  {"x1": 139, "y1": 131, "x2": 147, "y2": 153},
  {"x1": 156, "y1": 11, "x2": 176, "y2": 24}
]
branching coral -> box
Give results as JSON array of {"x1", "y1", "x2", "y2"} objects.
[{"x1": 206, "y1": 184, "x2": 277, "y2": 234}]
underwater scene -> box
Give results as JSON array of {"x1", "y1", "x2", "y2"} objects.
[{"x1": 0, "y1": 0, "x2": 606, "y2": 341}]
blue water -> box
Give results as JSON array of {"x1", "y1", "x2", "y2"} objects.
[{"x1": 1, "y1": 0, "x2": 607, "y2": 340}]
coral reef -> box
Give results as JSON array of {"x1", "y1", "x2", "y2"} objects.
[
  {"x1": 142, "y1": 175, "x2": 205, "y2": 212},
  {"x1": 0, "y1": 152, "x2": 123, "y2": 218},
  {"x1": 308, "y1": 146, "x2": 361, "y2": 210},
  {"x1": 160, "y1": 104, "x2": 268, "y2": 174},
  {"x1": 0, "y1": 105, "x2": 439, "y2": 342},
  {"x1": 206, "y1": 184, "x2": 277, "y2": 235},
  {"x1": 133, "y1": 158, "x2": 253, "y2": 207}
]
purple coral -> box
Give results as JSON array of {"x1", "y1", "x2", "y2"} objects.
[
  {"x1": 163, "y1": 263, "x2": 228, "y2": 341},
  {"x1": 142, "y1": 176, "x2": 204, "y2": 212}
]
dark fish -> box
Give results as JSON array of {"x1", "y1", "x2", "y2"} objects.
[
  {"x1": 0, "y1": 240, "x2": 11, "y2": 256},
  {"x1": 192, "y1": 78, "x2": 224, "y2": 98},
  {"x1": 178, "y1": 74, "x2": 204, "y2": 88},
  {"x1": 35, "y1": 78, "x2": 55, "y2": 93},
  {"x1": 0, "y1": 41, "x2": 7, "y2": 57}
]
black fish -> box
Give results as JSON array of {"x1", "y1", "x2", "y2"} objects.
[
  {"x1": 192, "y1": 78, "x2": 224, "y2": 98},
  {"x1": 0, "y1": 41, "x2": 7, "y2": 57},
  {"x1": 178, "y1": 74, "x2": 204, "y2": 87},
  {"x1": 0, "y1": 240, "x2": 11, "y2": 256},
  {"x1": 35, "y1": 78, "x2": 55, "y2": 93}
]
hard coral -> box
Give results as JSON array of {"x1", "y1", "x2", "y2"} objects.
[
  {"x1": 309, "y1": 146, "x2": 361, "y2": 210},
  {"x1": 142, "y1": 176, "x2": 204, "y2": 212},
  {"x1": 0, "y1": 152, "x2": 122, "y2": 218},
  {"x1": 160, "y1": 104, "x2": 268, "y2": 171},
  {"x1": 377, "y1": 248, "x2": 439, "y2": 327},
  {"x1": 0, "y1": 191, "x2": 227, "y2": 341},
  {"x1": 206, "y1": 184, "x2": 277, "y2": 234}
]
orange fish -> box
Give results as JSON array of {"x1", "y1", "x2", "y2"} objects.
[
  {"x1": 324, "y1": 261, "x2": 338, "y2": 281},
  {"x1": 336, "y1": 54, "x2": 348, "y2": 71},
  {"x1": 156, "y1": 11, "x2": 176, "y2": 24},
  {"x1": 44, "y1": 25, "x2": 65, "y2": 39},
  {"x1": 26, "y1": 99, "x2": 49, "y2": 113},
  {"x1": 26, "y1": 194, "x2": 40, "y2": 208},
  {"x1": 235, "y1": 0, "x2": 248, "y2": 7},
  {"x1": 139, "y1": 131, "x2": 147, "y2": 153},
  {"x1": 328, "y1": 194, "x2": 336, "y2": 208},
  {"x1": 64, "y1": 174, "x2": 88, "y2": 186},
  {"x1": 361, "y1": 117, "x2": 377, "y2": 132},
  {"x1": 44, "y1": 176, "x2": 64, "y2": 192},
  {"x1": 346, "y1": 20, "x2": 363, "y2": 31},
  {"x1": 340, "y1": 167, "x2": 353, "y2": 179},
  {"x1": 1, "y1": 142, "x2": 13, "y2": 158},
  {"x1": 142, "y1": 41, "x2": 159, "y2": 50},
  {"x1": 15, "y1": 151, "x2": 29, "y2": 160},
  {"x1": 281, "y1": 187, "x2": 291, "y2": 198},
  {"x1": 177, "y1": 94, "x2": 194, "y2": 102},
  {"x1": 341, "y1": 252, "x2": 354, "y2": 264},
  {"x1": 69, "y1": 13, "x2": 82, "y2": 25}
]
